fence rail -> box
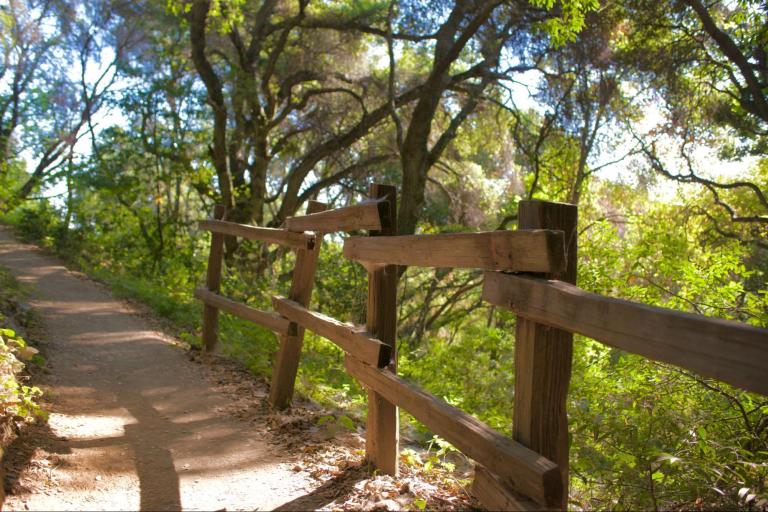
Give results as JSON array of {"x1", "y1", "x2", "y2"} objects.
[
  {"x1": 195, "y1": 185, "x2": 768, "y2": 511},
  {"x1": 343, "y1": 229, "x2": 565, "y2": 272},
  {"x1": 285, "y1": 198, "x2": 390, "y2": 233},
  {"x1": 272, "y1": 295, "x2": 391, "y2": 367},
  {"x1": 198, "y1": 219, "x2": 316, "y2": 249},
  {"x1": 483, "y1": 271, "x2": 768, "y2": 396},
  {"x1": 344, "y1": 355, "x2": 562, "y2": 507},
  {"x1": 195, "y1": 288, "x2": 291, "y2": 334}
]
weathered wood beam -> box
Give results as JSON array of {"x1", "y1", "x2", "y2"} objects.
[
  {"x1": 272, "y1": 296, "x2": 390, "y2": 367},
  {"x1": 201, "y1": 205, "x2": 226, "y2": 352},
  {"x1": 365, "y1": 183, "x2": 400, "y2": 476},
  {"x1": 343, "y1": 230, "x2": 565, "y2": 272},
  {"x1": 199, "y1": 219, "x2": 315, "y2": 249},
  {"x1": 512, "y1": 200, "x2": 576, "y2": 510},
  {"x1": 483, "y1": 272, "x2": 768, "y2": 396},
  {"x1": 269, "y1": 201, "x2": 328, "y2": 409},
  {"x1": 472, "y1": 465, "x2": 550, "y2": 512},
  {"x1": 363, "y1": 184, "x2": 399, "y2": 476},
  {"x1": 195, "y1": 288, "x2": 290, "y2": 335},
  {"x1": 344, "y1": 355, "x2": 562, "y2": 508},
  {"x1": 285, "y1": 199, "x2": 389, "y2": 233}
]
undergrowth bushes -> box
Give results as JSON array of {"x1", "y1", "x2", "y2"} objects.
[{"x1": 0, "y1": 267, "x2": 45, "y2": 424}]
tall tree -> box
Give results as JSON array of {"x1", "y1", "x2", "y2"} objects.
[
  {"x1": 1, "y1": 0, "x2": 145, "y2": 204},
  {"x1": 621, "y1": 0, "x2": 768, "y2": 233},
  {"x1": 509, "y1": 5, "x2": 637, "y2": 205},
  {"x1": 0, "y1": 0, "x2": 70, "y2": 163},
  {"x1": 184, "y1": 0, "x2": 402, "y2": 227}
]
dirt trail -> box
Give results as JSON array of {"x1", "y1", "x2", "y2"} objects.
[{"x1": 0, "y1": 227, "x2": 317, "y2": 511}]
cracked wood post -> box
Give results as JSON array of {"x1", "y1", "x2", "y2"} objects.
[
  {"x1": 269, "y1": 200, "x2": 328, "y2": 409},
  {"x1": 514, "y1": 200, "x2": 577, "y2": 510},
  {"x1": 202, "y1": 204, "x2": 226, "y2": 353},
  {"x1": 364, "y1": 183, "x2": 399, "y2": 475}
]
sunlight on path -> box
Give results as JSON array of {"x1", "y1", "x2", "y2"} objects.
[{"x1": 0, "y1": 227, "x2": 314, "y2": 511}]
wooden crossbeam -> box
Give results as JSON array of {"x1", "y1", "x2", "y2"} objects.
[
  {"x1": 269, "y1": 200, "x2": 328, "y2": 409},
  {"x1": 483, "y1": 272, "x2": 768, "y2": 396},
  {"x1": 194, "y1": 288, "x2": 290, "y2": 334},
  {"x1": 342, "y1": 230, "x2": 565, "y2": 273},
  {"x1": 284, "y1": 199, "x2": 389, "y2": 233},
  {"x1": 472, "y1": 465, "x2": 549, "y2": 512},
  {"x1": 199, "y1": 220, "x2": 315, "y2": 249},
  {"x1": 272, "y1": 296, "x2": 390, "y2": 367},
  {"x1": 344, "y1": 356, "x2": 562, "y2": 508}
]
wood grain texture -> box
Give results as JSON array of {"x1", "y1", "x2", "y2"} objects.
[
  {"x1": 364, "y1": 183, "x2": 399, "y2": 476},
  {"x1": 269, "y1": 201, "x2": 328, "y2": 409},
  {"x1": 472, "y1": 465, "x2": 549, "y2": 512},
  {"x1": 272, "y1": 295, "x2": 391, "y2": 367},
  {"x1": 202, "y1": 205, "x2": 226, "y2": 353},
  {"x1": 512, "y1": 200, "x2": 577, "y2": 510},
  {"x1": 199, "y1": 219, "x2": 315, "y2": 249},
  {"x1": 483, "y1": 272, "x2": 768, "y2": 396},
  {"x1": 284, "y1": 199, "x2": 389, "y2": 233},
  {"x1": 343, "y1": 229, "x2": 564, "y2": 272},
  {"x1": 195, "y1": 288, "x2": 290, "y2": 334},
  {"x1": 345, "y1": 356, "x2": 562, "y2": 507}
]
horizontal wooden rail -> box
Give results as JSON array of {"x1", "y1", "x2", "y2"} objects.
[
  {"x1": 194, "y1": 288, "x2": 291, "y2": 334},
  {"x1": 272, "y1": 296, "x2": 391, "y2": 367},
  {"x1": 285, "y1": 199, "x2": 389, "y2": 233},
  {"x1": 344, "y1": 355, "x2": 562, "y2": 507},
  {"x1": 199, "y1": 220, "x2": 315, "y2": 249},
  {"x1": 472, "y1": 465, "x2": 546, "y2": 512},
  {"x1": 483, "y1": 272, "x2": 768, "y2": 396},
  {"x1": 343, "y1": 230, "x2": 565, "y2": 273}
]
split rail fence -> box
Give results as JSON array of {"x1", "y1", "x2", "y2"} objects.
[{"x1": 195, "y1": 183, "x2": 768, "y2": 511}]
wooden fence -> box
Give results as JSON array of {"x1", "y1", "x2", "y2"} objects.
[{"x1": 195, "y1": 183, "x2": 768, "y2": 511}]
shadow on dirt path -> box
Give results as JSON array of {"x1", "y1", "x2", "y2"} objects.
[{"x1": 0, "y1": 227, "x2": 315, "y2": 511}]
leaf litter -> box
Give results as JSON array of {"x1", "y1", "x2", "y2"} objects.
[{"x1": 191, "y1": 348, "x2": 482, "y2": 511}]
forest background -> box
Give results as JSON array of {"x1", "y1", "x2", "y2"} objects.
[{"x1": 0, "y1": 0, "x2": 767, "y2": 509}]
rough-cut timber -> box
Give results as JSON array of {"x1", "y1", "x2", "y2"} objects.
[
  {"x1": 195, "y1": 288, "x2": 290, "y2": 334},
  {"x1": 483, "y1": 272, "x2": 768, "y2": 397},
  {"x1": 271, "y1": 296, "x2": 390, "y2": 367},
  {"x1": 512, "y1": 200, "x2": 577, "y2": 511},
  {"x1": 345, "y1": 356, "x2": 562, "y2": 508},
  {"x1": 342, "y1": 229, "x2": 565, "y2": 272},
  {"x1": 472, "y1": 465, "x2": 548, "y2": 512},
  {"x1": 364, "y1": 184, "x2": 399, "y2": 476},
  {"x1": 199, "y1": 219, "x2": 315, "y2": 249},
  {"x1": 269, "y1": 201, "x2": 328, "y2": 409},
  {"x1": 284, "y1": 198, "x2": 389, "y2": 233},
  {"x1": 202, "y1": 205, "x2": 226, "y2": 352}
]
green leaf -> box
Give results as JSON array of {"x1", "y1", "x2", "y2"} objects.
[{"x1": 337, "y1": 415, "x2": 355, "y2": 431}]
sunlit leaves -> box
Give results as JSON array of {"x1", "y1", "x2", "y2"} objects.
[{"x1": 529, "y1": 0, "x2": 599, "y2": 46}]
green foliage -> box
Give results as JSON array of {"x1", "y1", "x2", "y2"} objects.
[
  {"x1": 4, "y1": 202, "x2": 65, "y2": 248},
  {"x1": 400, "y1": 323, "x2": 516, "y2": 434},
  {"x1": 0, "y1": 329, "x2": 45, "y2": 420},
  {"x1": 400, "y1": 435, "x2": 459, "y2": 474},
  {"x1": 0, "y1": 160, "x2": 27, "y2": 210},
  {"x1": 567, "y1": 187, "x2": 768, "y2": 509},
  {"x1": 0, "y1": 268, "x2": 45, "y2": 421},
  {"x1": 529, "y1": 0, "x2": 600, "y2": 45}
]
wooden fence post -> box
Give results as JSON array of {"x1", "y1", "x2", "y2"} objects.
[
  {"x1": 202, "y1": 204, "x2": 226, "y2": 353},
  {"x1": 269, "y1": 200, "x2": 328, "y2": 409},
  {"x1": 364, "y1": 183, "x2": 399, "y2": 475},
  {"x1": 513, "y1": 200, "x2": 577, "y2": 509}
]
